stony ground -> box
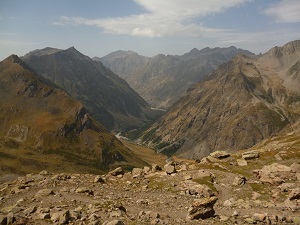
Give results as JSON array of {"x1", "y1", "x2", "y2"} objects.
[{"x1": 0, "y1": 147, "x2": 300, "y2": 225}]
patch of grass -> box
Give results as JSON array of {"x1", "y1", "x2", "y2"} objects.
[
  {"x1": 248, "y1": 183, "x2": 272, "y2": 201},
  {"x1": 122, "y1": 126, "x2": 148, "y2": 140},
  {"x1": 121, "y1": 140, "x2": 167, "y2": 166},
  {"x1": 4, "y1": 139, "x2": 20, "y2": 149},
  {"x1": 193, "y1": 177, "x2": 217, "y2": 192},
  {"x1": 142, "y1": 128, "x2": 158, "y2": 142},
  {"x1": 157, "y1": 142, "x2": 169, "y2": 150},
  {"x1": 0, "y1": 151, "x2": 16, "y2": 159}
]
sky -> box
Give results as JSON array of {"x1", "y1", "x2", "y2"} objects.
[{"x1": 1, "y1": 0, "x2": 300, "y2": 61}]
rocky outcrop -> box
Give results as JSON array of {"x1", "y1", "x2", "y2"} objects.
[
  {"x1": 186, "y1": 196, "x2": 218, "y2": 220},
  {"x1": 254, "y1": 163, "x2": 294, "y2": 185}
]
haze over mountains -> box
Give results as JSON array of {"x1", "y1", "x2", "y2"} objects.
[
  {"x1": 22, "y1": 47, "x2": 161, "y2": 131},
  {"x1": 98, "y1": 47, "x2": 253, "y2": 109},
  {"x1": 142, "y1": 40, "x2": 300, "y2": 159},
  {"x1": 0, "y1": 55, "x2": 148, "y2": 175}
]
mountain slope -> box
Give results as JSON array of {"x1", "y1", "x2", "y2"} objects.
[
  {"x1": 0, "y1": 55, "x2": 148, "y2": 175},
  {"x1": 142, "y1": 40, "x2": 300, "y2": 159},
  {"x1": 22, "y1": 47, "x2": 160, "y2": 131},
  {"x1": 96, "y1": 50, "x2": 149, "y2": 79},
  {"x1": 99, "y1": 47, "x2": 253, "y2": 109}
]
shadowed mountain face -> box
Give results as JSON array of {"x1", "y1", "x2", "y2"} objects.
[
  {"x1": 0, "y1": 55, "x2": 147, "y2": 174},
  {"x1": 22, "y1": 47, "x2": 160, "y2": 131},
  {"x1": 142, "y1": 40, "x2": 300, "y2": 159},
  {"x1": 98, "y1": 47, "x2": 253, "y2": 109}
]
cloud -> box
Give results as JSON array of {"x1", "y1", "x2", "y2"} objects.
[
  {"x1": 54, "y1": 0, "x2": 250, "y2": 38},
  {"x1": 264, "y1": 0, "x2": 300, "y2": 23}
]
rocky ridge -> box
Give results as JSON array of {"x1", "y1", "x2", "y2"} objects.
[
  {"x1": 0, "y1": 144, "x2": 299, "y2": 225},
  {"x1": 99, "y1": 47, "x2": 253, "y2": 109},
  {"x1": 22, "y1": 47, "x2": 161, "y2": 131},
  {"x1": 95, "y1": 50, "x2": 149, "y2": 79}
]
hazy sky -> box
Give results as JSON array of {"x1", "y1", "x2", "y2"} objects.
[{"x1": 1, "y1": 0, "x2": 300, "y2": 60}]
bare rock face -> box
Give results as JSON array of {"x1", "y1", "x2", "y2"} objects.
[
  {"x1": 242, "y1": 151, "x2": 259, "y2": 160},
  {"x1": 186, "y1": 196, "x2": 218, "y2": 220},
  {"x1": 256, "y1": 163, "x2": 293, "y2": 185},
  {"x1": 209, "y1": 151, "x2": 230, "y2": 159}
]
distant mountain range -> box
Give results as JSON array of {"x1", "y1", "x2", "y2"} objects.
[
  {"x1": 98, "y1": 47, "x2": 253, "y2": 109},
  {"x1": 0, "y1": 55, "x2": 147, "y2": 174},
  {"x1": 22, "y1": 47, "x2": 161, "y2": 131},
  {"x1": 141, "y1": 40, "x2": 300, "y2": 159}
]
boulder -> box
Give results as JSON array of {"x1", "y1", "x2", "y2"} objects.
[
  {"x1": 139, "y1": 210, "x2": 160, "y2": 221},
  {"x1": 75, "y1": 187, "x2": 91, "y2": 194},
  {"x1": 143, "y1": 166, "x2": 151, "y2": 173},
  {"x1": 206, "y1": 156, "x2": 219, "y2": 163},
  {"x1": 256, "y1": 163, "x2": 293, "y2": 185},
  {"x1": 278, "y1": 183, "x2": 296, "y2": 192},
  {"x1": 152, "y1": 164, "x2": 162, "y2": 172},
  {"x1": 24, "y1": 206, "x2": 37, "y2": 214},
  {"x1": 252, "y1": 213, "x2": 266, "y2": 222},
  {"x1": 186, "y1": 196, "x2": 218, "y2": 220},
  {"x1": 291, "y1": 163, "x2": 300, "y2": 173},
  {"x1": 164, "y1": 164, "x2": 176, "y2": 174},
  {"x1": 210, "y1": 151, "x2": 230, "y2": 159},
  {"x1": 132, "y1": 168, "x2": 144, "y2": 178},
  {"x1": 94, "y1": 175, "x2": 105, "y2": 183},
  {"x1": 39, "y1": 170, "x2": 52, "y2": 176},
  {"x1": 233, "y1": 175, "x2": 246, "y2": 186},
  {"x1": 51, "y1": 210, "x2": 71, "y2": 224},
  {"x1": 183, "y1": 181, "x2": 214, "y2": 197},
  {"x1": 242, "y1": 150, "x2": 259, "y2": 160},
  {"x1": 237, "y1": 159, "x2": 248, "y2": 166},
  {"x1": 108, "y1": 167, "x2": 124, "y2": 176},
  {"x1": 35, "y1": 189, "x2": 54, "y2": 197},
  {"x1": 289, "y1": 188, "x2": 300, "y2": 200}
]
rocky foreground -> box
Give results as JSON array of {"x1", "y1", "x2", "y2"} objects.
[{"x1": 0, "y1": 147, "x2": 300, "y2": 225}]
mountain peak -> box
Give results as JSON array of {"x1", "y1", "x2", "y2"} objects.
[
  {"x1": 6, "y1": 54, "x2": 20, "y2": 62},
  {"x1": 66, "y1": 46, "x2": 77, "y2": 52},
  {"x1": 2, "y1": 54, "x2": 35, "y2": 73},
  {"x1": 190, "y1": 48, "x2": 199, "y2": 53}
]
